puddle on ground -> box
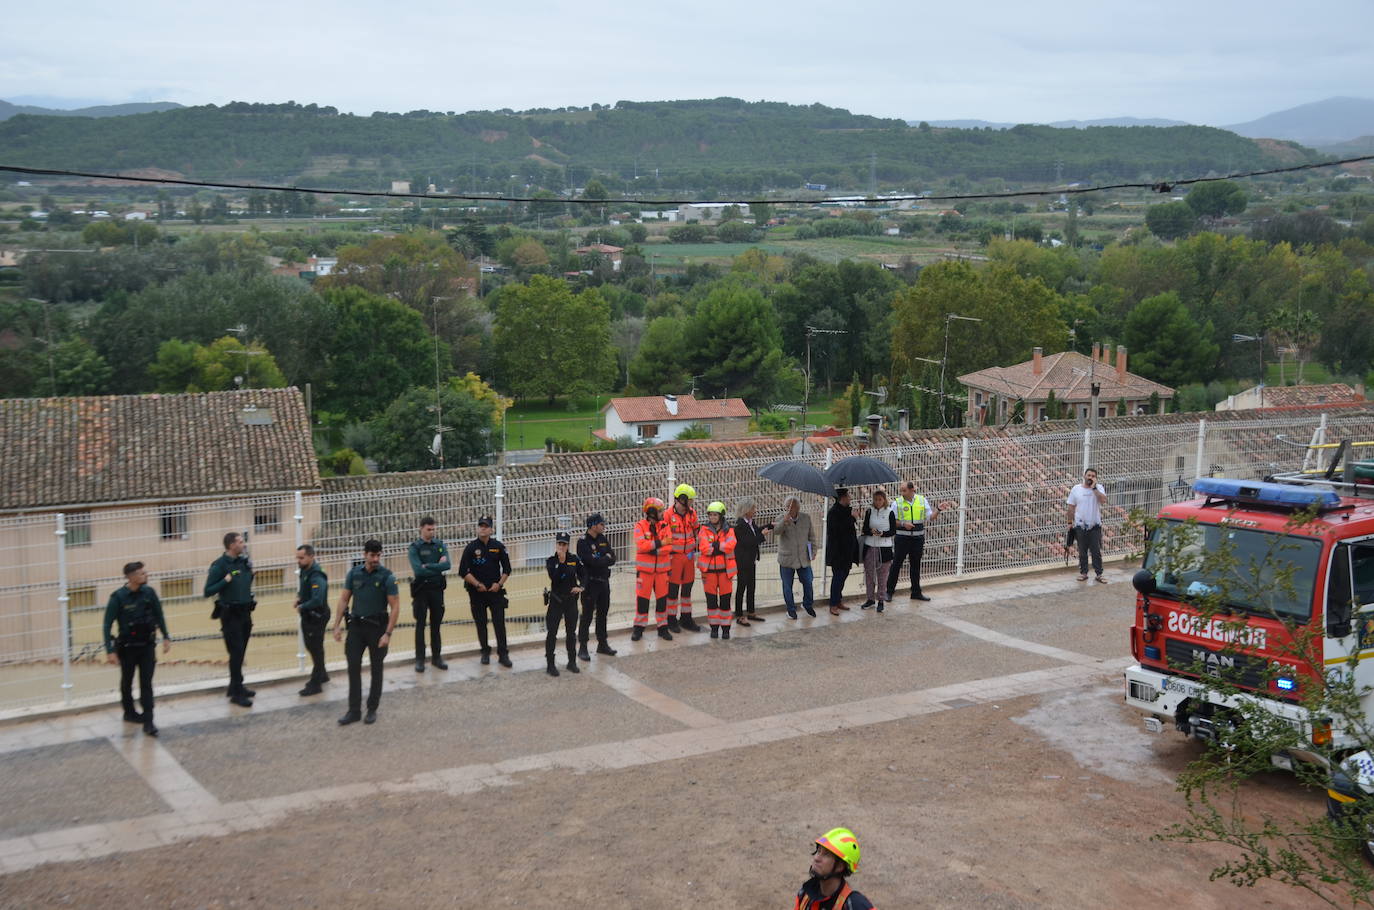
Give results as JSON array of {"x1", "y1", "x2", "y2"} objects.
[{"x1": 1012, "y1": 686, "x2": 1173, "y2": 784}]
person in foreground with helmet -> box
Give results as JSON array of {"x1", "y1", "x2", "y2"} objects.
[
  {"x1": 665, "y1": 483, "x2": 704, "y2": 633},
  {"x1": 795, "y1": 827, "x2": 876, "y2": 910},
  {"x1": 632, "y1": 497, "x2": 674, "y2": 641},
  {"x1": 697, "y1": 501, "x2": 737, "y2": 639}
]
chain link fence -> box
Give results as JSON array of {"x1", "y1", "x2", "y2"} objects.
[{"x1": 4, "y1": 412, "x2": 1372, "y2": 715}]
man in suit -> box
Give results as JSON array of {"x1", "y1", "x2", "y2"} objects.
[{"x1": 732, "y1": 498, "x2": 773, "y2": 626}]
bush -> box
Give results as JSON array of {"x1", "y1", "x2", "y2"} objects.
[
  {"x1": 754, "y1": 411, "x2": 789, "y2": 432},
  {"x1": 715, "y1": 220, "x2": 755, "y2": 243},
  {"x1": 668, "y1": 224, "x2": 709, "y2": 243},
  {"x1": 676, "y1": 422, "x2": 712, "y2": 440}
]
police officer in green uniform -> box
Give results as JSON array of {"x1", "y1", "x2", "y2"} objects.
[
  {"x1": 544, "y1": 531, "x2": 583, "y2": 677},
  {"x1": 458, "y1": 516, "x2": 513, "y2": 668},
  {"x1": 887, "y1": 481, "x2": 938, "y2": 603},
  {"x1": 407, "y1": 516, "x2": 451, "y2": 673},
  {"x1": 203, "y1": 531, "x2": 256, "y2": 707},
  {"x1": 103, "y1": 561, "x2": 171, "y2": 737},
  {"x1": 294, "y1": 544, "x2": 330, "y2": 697},
  {"x1": 332, "y1": 539, "x2": 399, "y2": 726}
]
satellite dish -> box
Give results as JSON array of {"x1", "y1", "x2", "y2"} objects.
[
  {"x1": 792, "y1": 438, "x2": 814, "y2": 456},
  {"x1": 430, "y1": 433, "x2": 443, "y2": 456}
]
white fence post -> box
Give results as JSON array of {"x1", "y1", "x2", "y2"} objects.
[
  {"x1": 293, "y1": 490, "x2": 305, "y2": 672},
  {"x1": 667, "y1": 459, "x2": 676, "y2": 499},
  {"x1": 955, "y1": 438, "x2": 970, "y2": 578},
  {"x1": 494, "y1": 475, "x2": 504, "y2": 538},
  {"x1": 1081, "y1": 427, "x2": 1093, "y2": 474},
  {"x1": 55, "y1": 513, "x2": 72, "y2": 704},
  {"x1": 1194, "y1": 419, "x2": 1207, "y2": 479}
]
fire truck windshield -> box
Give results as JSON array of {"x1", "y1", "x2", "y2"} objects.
[{"x1": 1144, "y1": 520, "x2": 1323, "y2": 623}]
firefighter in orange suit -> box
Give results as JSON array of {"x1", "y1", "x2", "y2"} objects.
[
  {"x1": 666, "y1": 483, "x2": 704, "y2": 633},
  {"x1": 697, "y1": 501, "x2": 737, "y2": 639},
  {"x1": 633, "y1": 498, "x2": 674, "y2": 642}
]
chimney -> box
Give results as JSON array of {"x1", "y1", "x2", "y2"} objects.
[
  {"x1": 866, "y1": 414, "x2": 883, "y2": 445},
  {"x1": 1091, "y1": 342, "x2": 1100, "y2": 362},
  {"x1": 1116, "y1": 345, "x2": 1127, "y2": 379},
  {"x1": 897, "y1": 408, "x2": 910, "y2": 432},
  {"x1": 1032, "y1": 346, "x2": 1043, "y2": 375},
  {"x1": 1102, "y1": 344, "x2": 1112, "y2": 366},
  {"x1": 664, "y1": 394, "x2": 678, "y2": 416}
]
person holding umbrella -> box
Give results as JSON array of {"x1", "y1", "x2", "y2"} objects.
[
  {"x1": 776, "y1": 495, "x2": 818, "y2": 619},
  {"x1": 825, "y1": 488, "x2": 860, "y2": 615}
]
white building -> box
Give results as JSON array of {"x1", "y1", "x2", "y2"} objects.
[{"x1": 600, "y1": 394, "x2": 751, "y2": 444}]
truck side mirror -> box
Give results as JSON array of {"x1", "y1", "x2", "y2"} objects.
[
  {"x1": 1328, "y1": 601, "x2": 1353, "y2": 640},
  {"x1": 1132, "y1": 569, "x2": 1157, "y2": 597}
]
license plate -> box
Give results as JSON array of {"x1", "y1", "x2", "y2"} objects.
[{"x1": 1163, "y1": 677, "x2": 1204, "y2": 698}]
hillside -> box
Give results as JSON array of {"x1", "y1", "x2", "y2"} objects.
[
  {"x1": 1224, "y1": 96, "x2": 1374, "y2": 147},
  {"x1": 919, "y1": 116, "x2": 1189, "y2": 129},
  {"x1": 0, "y1": 98, "x2": 1310, "y2": 193},
  {"x1": 0, "y1": 99, "x2": 182, "y2": 122}
]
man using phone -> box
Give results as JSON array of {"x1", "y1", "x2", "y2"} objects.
[{"x1": 1066, "y1": 467, "x2": 1109, "y2": 583}]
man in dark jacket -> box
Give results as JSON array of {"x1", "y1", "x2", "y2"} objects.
[
  {"x1": 732, "y1": 499, "x2": 772, "y2": 626},
  {"x1": 575, "y1": 513, "x2": 617, "y2": 660},
  {"x1": 825, "y1": 489, "x2": 860, "y2": 614},
  {"x1": 294, "y1": 545, "x2": 330, "y2": 696},
  {"x1": 407, "y1": 516, "x2": 452, "y2": 672}
]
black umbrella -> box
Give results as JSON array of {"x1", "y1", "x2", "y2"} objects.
[
  {"x1": 758, "y1": 460, "x2": 834, "y2": 498},
  {"x1": 824, "y1": 455, "x2": 900, "y2": 487}
]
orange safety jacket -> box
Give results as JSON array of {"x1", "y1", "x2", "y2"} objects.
[
  {"x1": 634, "y1": 518, "x2": 674, "y2": 574},
  {"x1": 666, "y1": 506, "x2": 699, "y2": 560},
  {"x1": 795, "y1": 882, "x2": 858, "y2": 910},
  {"x1": 696, "y1": 524, "x2": 737, "y2": 578}
]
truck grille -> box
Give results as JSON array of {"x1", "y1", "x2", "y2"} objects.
[
  {"x1": 1128, "y1": 680, "x2": 1159, "y2": 702},
  {"x1": 1165, "y1": 638, "x2": 1268, "y2": 689}
]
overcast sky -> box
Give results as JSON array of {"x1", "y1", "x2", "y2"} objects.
[{"x1": 3, "y1": 0, "x2": 1370, "y2": 125}]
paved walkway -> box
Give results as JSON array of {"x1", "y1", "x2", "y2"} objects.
[{"x1": 0, "y1": 566, "x2": 1134, "y2": 876}]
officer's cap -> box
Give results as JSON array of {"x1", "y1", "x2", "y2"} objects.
[
  {"x1": 555, "y1": 531, "x2": 571, "y2": 543},
  {"x1": 477, "y1": 516, "x2": 494, "y2": 527},
  {"x1": 586, "y1": 513, "x2": 605, "y2": 528}
]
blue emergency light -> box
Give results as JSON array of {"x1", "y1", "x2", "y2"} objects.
[
  {"x1": 1193, "y1": 477, "x2": 1342, "y2": 511},
  {"x1": 1276, "y1": 677, "x2": 1296, "y2": 692}
]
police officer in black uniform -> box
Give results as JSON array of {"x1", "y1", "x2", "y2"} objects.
[
  {"x1": 103, "y1": 561, "x2": 171, "y2": 737},
  {"x1": 458, "y1": 516, "x2": 513, "y2": 668},
  {"x1": 333, "y1": 539, "x2": 399, "y2": 726},
  {"x1": 544, "y1": 532, "x2": 583, "y2": 677},
  {"x1": 294, "y1": 544, "x2": 330, "y2": 696},
  {"x1": 203, "y1": 531, "x2": 256, "y2": 707},
  {"x1": 408, "y1": 516, "x2": 451, "y2": 673},
  {"x1": 576, "y1": 512, "x2": 618, "y2": 661}
]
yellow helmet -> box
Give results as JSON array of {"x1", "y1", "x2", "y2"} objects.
[
  {"x1": 674, "y1": 483, "x2": 696, "y2": 500},
  {"x1": 815, "y1": 828, "x2": 860, "y2": 874},
  {"x1": 707, "y1": 501, "x2": 727, "y2": 515}
]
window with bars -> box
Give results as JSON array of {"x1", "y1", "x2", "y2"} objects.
[
  {"x1": 253, "y1": 503, "x2": 282, "y2": 535},
  {"x1": 65, "y1": 511, "x2": 91, "y2": 548},
  {"x1": 255, "y1": 568, "x2": 285, "y2": 589},
  {"x1": 161, "y1": 577, "x2": 193, "y2": 598},
  {"x1": 68, "y1": 585, "x2": 97, "y2": 609},
  {"x1": 160, "y1": 505, "x2": 189, "y2": 541}
]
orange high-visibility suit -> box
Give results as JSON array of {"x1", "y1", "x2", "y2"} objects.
[
  {"x1": 666, "y1": 505, "x2": 699, "y2": 621},
  {"x1": 697, "y1": 524, "x2": 737, "y2": 635},
  {"x1": 634, "y1": 517, "x2": 673, "y2": 628}
]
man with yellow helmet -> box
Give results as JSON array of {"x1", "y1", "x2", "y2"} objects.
[
  {"x1": 696, "y1": 501, "x2": 737, "y2": 639},
  {"x1": 795, "y1": 827, "x2": 875, "y2": 909},
  {"x1": 665, "y1": 482, "x2": 704, "y2": 633}
]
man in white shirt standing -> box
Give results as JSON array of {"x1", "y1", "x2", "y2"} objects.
[{"x1": 1066, "y1": 468, "x2": 1109, "y2": 583}]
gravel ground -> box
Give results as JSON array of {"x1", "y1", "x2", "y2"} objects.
[{"x1": 0, "y1": 738, "x2": 169, "y2": 839}]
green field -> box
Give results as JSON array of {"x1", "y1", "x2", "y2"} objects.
[{"x1": 644, "y1": 234, "x2": 975, "y2": 268}]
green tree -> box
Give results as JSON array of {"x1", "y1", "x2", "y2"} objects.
[
  {"x1": 318, "y1": 287, "x2": 440, "y2": 420},
  {"x1": 368, "y1": 384, "x2": 501, "y2": 472},
  {"x1": 493, "y1": 275, "x2": 616, "y2": 404},
  {"x1": 681, "y1": 283, "x2": 793, "y2": 407},
  {"x1": 1185, "y1": 180, "x2": 1248, "y2": 218},
  {"x1": 1145, "y1": 202, "x2": 1197, "y2": 240},
  {"x1": 148, "y1": 336, "x2": 287, "y2": 392},
  {"x1": 32, "y1": 339, "x2": 113, "y2": 397},
  {"x1": 626, "y1": 315, "x2": 691, "y2": 394},
  {"x1": 581, "y1": 179, "x2": 609, "y2": 200},
  {"x1": 1121, "y1": 291, "x2": 1220, "y2": 386}
]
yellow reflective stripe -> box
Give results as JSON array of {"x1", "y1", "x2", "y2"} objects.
[
  {"x1": 1325, "y1": 650, "x2": 1374, "y2": 666},
  {"x1": 1329, "y1": 788, "x2": 1358, "y2": 804}
]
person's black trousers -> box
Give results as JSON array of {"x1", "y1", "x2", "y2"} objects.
[
  {"x1": 546, "y1": 592, "x2": 578, "y2": 661},
  {"x1": 301, "y1": 618, "x2": 329, "y2": 683},
  {"x1": 468, "y1": 589, "x2": 509, "y2": 657},
  {"x1": 734, "y1": 560, "x2": 757, "y2": 616},
  {"x1": 579, "y1": 578, "x2": 611, "y2": 645},
  {"x1": 1076, "y1": 524, "x2": 1104, "y2": 577},
  {"x1": 220, "y1": 607, "x2": 253, "y2": 695},
  {"x1": 345, "y1": 619, "x2": 388, "y2": 713},
  {"x1": 887, "y1": 536, "x2": 926, "y2": 597},
  {"x1": 412, "y1": 584, "x2": 445, "y2": 662},
  {"x1": 118, "y1": 641, "x2": 156, "y2": 722},
  {"x1": 829, "y1": 563, "x2": 851, "y2": 607}
]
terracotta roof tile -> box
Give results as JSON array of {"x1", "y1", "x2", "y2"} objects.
[
  {"x1": 0, "y1": 388, "x2": 319, "y2": 511},
  {"x1": 1258, "y1": 384, "x2": 1362, "y2": 408},
  {"x1": 959, "y1": 350, "x2": 1174, "y2": 402},
  {"x1": 606, "y1": 395, "x2": 751, "y2": 423}
]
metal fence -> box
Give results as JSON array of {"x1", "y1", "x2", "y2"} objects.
[{"x1": 3, "y1": 411, "x2": 1371, "y2": 716}]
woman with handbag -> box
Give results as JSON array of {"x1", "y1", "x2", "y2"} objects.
[{"x1": 860, "y1": 490, "x2": 897, "y2": 613}]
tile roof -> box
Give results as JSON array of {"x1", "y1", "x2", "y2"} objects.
[
  {"x1": 0, "y1": 388, "x2": 319, "y2": 511},
  {"x1": 959, "y1": 350, "x2": 1173, "y2": 402},
  {"x1": 1257, "y1": 383, "x2": 1362, "y2": 408},
  {"x1": 574, "y1": 244, "x2": 624, "y2": 254},
  {"x1": 606, "y1": 395, "x2": 752, "y2": 423}
]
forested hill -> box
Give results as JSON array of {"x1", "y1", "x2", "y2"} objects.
[{"x1": 0, "y1": 97, "x2": 1311, "y2": 194}]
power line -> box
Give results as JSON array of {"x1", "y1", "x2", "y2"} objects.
[{"x1": 0, "y1": 155, "x2": 1370, "y2": 207}]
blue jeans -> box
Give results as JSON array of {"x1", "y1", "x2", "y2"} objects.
[{"x1": 780, "y1": 565, "x2": 814, "y2": 611}]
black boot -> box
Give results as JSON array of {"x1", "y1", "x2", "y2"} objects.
[
  {"x1": 546, "y1": 658, "x2": 560, "y2": 677},
  {"x1": 710, "y1": 625, "x2": 719, "y2": 639},
  {"x1": 578, "y1": 643, "x2": 591, "y2": 661},
  {"x1": 657, "y1": 626, "x2": 673, "y2": 641},
  {"x1": 631, "y1": 626, "x2": 644, "y2": 641},
  {"x1": 596, "y1": 641, "x2": 617, "y2": 655},
  {"x1": 566, "y1": 658, "x2": 580, "y2": 674},
  {"x1": 722, "y1": 625, "x2": 731, "y2": 640},
  {"x1": 666, "y1": 617, "x2": 682, "y2": 633},
  {"x1": 298, "y1": 681, "x2": 323, "y2": 696},
  {"x1": 679, "y1": 615, "x2": 704, "y2": 632}
]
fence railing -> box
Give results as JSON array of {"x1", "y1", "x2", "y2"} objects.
[{"x1": 3, "y1": 411, "x2": 1371, "y2": 715}]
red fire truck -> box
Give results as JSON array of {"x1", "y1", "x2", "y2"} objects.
[{"x1": 1123, "y1": 456, "x2": 1374, "y2": 771}]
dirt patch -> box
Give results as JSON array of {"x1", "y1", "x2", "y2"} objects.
[
  {"x1": 0, "y1": 692, "x2": 1327, "y2": 909},
  {"x1": 479, "y1": 129, "x2": 508, "y2": 143}
]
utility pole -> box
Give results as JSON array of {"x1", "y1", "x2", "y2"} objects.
[
  {"x1": 803, "y1": 325, "x2": 848, "y2": 431},
  {"x1": 938, "y1": 314, "x2": 982, "y2": 427}
]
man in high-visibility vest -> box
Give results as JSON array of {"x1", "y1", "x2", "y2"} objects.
[
  {"x1": 632, "y1": 498, "x2": 674, "y2": 642},
  {"x1": 697, "y1": 501, "x2": 737, "y2": 639},
  {"x1": 794, "y1": 827, "x2": 876, "y2": 909},
  {"x1": 887, "y1": 480, "x2": 937, "y2": 602},
  {"x1": 665, "y1": 483, "x2": 704, "y2": 633}
]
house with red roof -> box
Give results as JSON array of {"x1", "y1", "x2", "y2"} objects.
[{"x1": 600, "y1": 394, "x2": 751, "y2": 444}]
